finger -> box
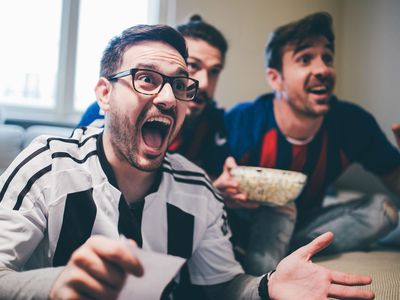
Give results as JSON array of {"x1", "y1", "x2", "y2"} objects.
[
  {"x1": 218, "y1": 180, "x2": 239, "y2": 191},
  {"x1": 68, "y1": 265, "x2": 120, "y2": 300},
  {"x1": 330, "y1": 270, "x2": 372, "y2": 285},
  {"x1": 328, "y1": 283, "x2": 374, "y2": 300},
  {"x1": 224, "y1": 156, "x2": 238, "y2": 171},
  {"x1": 72, "y1": 246, "x2": 126, "y2": 290},
  {"x1": 294, "y1": 232, "x2": 334, "y2": 259},
  {"x1": 86, "y1": 236, "x2": 144, "y2": 277},
  {"x1": 228, "y1": 192, "x2": 248, "y2": 201}
]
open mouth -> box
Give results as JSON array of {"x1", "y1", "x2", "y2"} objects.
[
  {"x1": 141, "y1": 116, "x2": 172, "y2": 150},
  {"x1": 307, "y1": 85, "x2": 330, "y2": 95}
]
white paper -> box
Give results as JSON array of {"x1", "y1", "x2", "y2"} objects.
[{"x1": 118, "y1": 241, "x2": 186, "y2": 300}]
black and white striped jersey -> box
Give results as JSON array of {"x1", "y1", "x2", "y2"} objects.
[{"x1": 0, "y1": 126, "x2": 243, "y2": 286}]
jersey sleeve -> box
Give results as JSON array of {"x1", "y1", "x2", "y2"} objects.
[
  {"x1": 187, "y1": 197, "x2": 244, "y2": 285},
  {"x1": 0, "y1": 139, "x2": 51, "y2": 270},
  {"x1": 337, "y1": 103, "x2": 400, "y2": 175}
]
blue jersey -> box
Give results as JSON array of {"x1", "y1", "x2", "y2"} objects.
[{"x1": 225, "y1": 93, "x2": 400, "y2": 211}]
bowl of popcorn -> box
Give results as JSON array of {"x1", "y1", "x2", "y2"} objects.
[{"x1": 230, "y1": 166, "x2": 307, "y2": 206}]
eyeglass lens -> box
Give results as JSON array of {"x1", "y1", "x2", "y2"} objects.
[{"x1": 133, "y1": 70, "x2": 196, "y2": 101}]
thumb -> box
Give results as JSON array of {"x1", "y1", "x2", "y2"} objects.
[
  {"x1": 224, "y1": 156, "x2": 238, "y2": 172},
  {"x1": 294, "y1": 232, "x2": 334, "y2": 260}
]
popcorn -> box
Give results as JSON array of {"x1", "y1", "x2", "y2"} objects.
[{"x1": 230, "y1": 166, "x2": 307, "y2": 206}]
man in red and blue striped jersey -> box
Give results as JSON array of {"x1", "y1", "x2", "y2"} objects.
[{"x1": 222, "y1": 12, "x2": 400, "y2": 276}]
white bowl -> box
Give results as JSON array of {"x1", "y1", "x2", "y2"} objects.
[{"x1": 230, "y1": 166, "x2": 307, "y2": 206}]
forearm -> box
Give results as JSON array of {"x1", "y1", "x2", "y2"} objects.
[
  {"x1": 202, "y1": 274, "x2": 265, "y2": 300},
  {"x1": 0, "y1": 266, "x2": 64, "y2": 300}
]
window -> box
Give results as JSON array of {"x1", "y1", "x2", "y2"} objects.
[
  {"x1": 0, "y1": 0, "x2": 62, "y2": 109},
  {"x1": 0, "y1": 0, "x2": 159, "y2": 123}
]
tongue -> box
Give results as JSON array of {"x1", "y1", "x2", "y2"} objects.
[{"x1": 142, "y1": 125, "x2": 163, "y2": 149}]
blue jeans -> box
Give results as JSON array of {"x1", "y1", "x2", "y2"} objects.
[{"x1": 227, "y1": 194, "x2": 398, "y2": 276}]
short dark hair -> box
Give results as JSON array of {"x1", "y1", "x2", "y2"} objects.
[
  {"x1": 100, "y1": 24, "x2": 188, "y2": 78},
  {"x1": 177, "y1": 14, "x2": 228, "y2": 64},
  {"x1": 265, "y1": 12, "x2": 335, "y2": 72}
]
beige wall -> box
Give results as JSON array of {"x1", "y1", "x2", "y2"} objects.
[
  {"x1": 167, "y1": 0, "x2": 399, "y2": 144},
  {"x1": 339, "y1": 0, "x2": 400, "y2": 144},
  {"x1": 172, "y1": 0, "x2": 341, "y2": 107}
]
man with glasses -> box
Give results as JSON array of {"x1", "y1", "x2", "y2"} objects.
[
  {"x1": 78, "y1": 15, "x2": 229, "y2": 179},
  {"x1": 0, "y1": 24, "x2": 374, "y2": 300}
]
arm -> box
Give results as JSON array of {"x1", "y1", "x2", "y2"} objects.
[
  {"x1": 0, "y1": 267, "x2": 64, "y2": 300},
  {"x1": 213, "y1": 156, "x2": 260, "y2": 209}
]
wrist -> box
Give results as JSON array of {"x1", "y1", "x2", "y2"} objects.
[{"x1": 258, "y1": 269, "x2": 275, "y2": 300}]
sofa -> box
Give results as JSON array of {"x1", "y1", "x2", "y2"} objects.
[
  {"x1": 0, "y1": 123, "x2": 73, "y2": 174},
  {"x1": 0, "y1": 122, "x2": 399, "y2": 299}
]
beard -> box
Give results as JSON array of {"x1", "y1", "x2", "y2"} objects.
[{"x1": 107, "y1": 104, "x2": 168, "y2": 172}]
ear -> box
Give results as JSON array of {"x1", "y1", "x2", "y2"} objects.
[
  {"x1": 95, "y1": 77, "x2": 112, "y2": 113},
  {"x1": 266, "y1": 68, "x2": 283, "y2": 92}
]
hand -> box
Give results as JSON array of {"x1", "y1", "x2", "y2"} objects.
[
  {"x1": 392, "y1": 123, "x2": 400, "y2": 148},
  {"x1": 213, "y1": 156, "x2": 259, "y2": 209},
  {"x1": 49, "y1": 235, "x2": 144, "y2": 300},
  {"x1": 268, "y1": 232, "x2": 374, "y2": 300}
]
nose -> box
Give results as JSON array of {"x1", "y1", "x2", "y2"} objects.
[
  {"x1": 196, "y1": 69, "x2": 209, "y2": 91},
  {"x1": 313, "y1": 57, "x2": 332, "y2": 77},
  {"x1": 153, "y1": 83, "x2": 176, "y2": 110}
]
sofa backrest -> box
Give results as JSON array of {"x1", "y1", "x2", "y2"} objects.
[
  {"x1": 0, "y1": 124, "x2": 74, "y2": 175},
  {"x1": 0, "y1": 124, "x2": 25, "y2": 175}
]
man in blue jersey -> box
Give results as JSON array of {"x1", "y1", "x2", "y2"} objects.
[
  {"x1": 0, "y1": 24, "x2": 374, "y2": 300},
  {"x1": 78, "y1": 15, "x2": 229, "y2": 179},
  {"x1": 223, "y1": 12, "x2": 400, "y2": 275}
]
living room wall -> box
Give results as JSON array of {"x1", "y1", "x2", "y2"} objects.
[{"x1": 169, "y1": 0, "x2": 399, "y2": 145}]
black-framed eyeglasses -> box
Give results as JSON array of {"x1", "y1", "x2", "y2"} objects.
[{"x1": 107, "y1": 68, "x2": 199, "y2": 101}]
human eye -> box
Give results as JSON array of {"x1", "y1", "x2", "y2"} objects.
[
  {"x1": 323, "y1": 53, "x2": 334, "y2": 66},
  {"x1": 136, "y1": 73, "x2": 155, "y2": 84},
  {"x1": 173, "y1": 78, "x2": 187, "y2": 92},
  {"x1": 297, "y1": 54, "x2": 312, "y2": 65},
  {"x1": 187, "y1": 62, "x2": 200, "y2": 74},
  {"x1": 134, "y1": 71, "x2": 160, "y2": 92},
  {"x1": 209, "y1": 67, "x2": 222, "y2": 77}
]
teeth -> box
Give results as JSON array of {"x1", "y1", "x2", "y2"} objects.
[
  {"x1": 311, "y1": 86, "x2": 327, "y2": 91},
  {"x1": 147, "y1": 116, "x2": 171, "y2": 126}
]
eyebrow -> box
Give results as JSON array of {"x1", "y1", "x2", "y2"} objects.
[
  {"x1": 293, "y1": 42, "x2": 334, "y2": 55},
  {"x1": 188, "y1": 56, "x2": 224, "y2": 70},
  {"x1": 134, "y1": 63, "x2": 188, "y2": 77}
]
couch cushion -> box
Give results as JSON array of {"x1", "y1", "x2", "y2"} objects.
[
  {"x1": 23, "y1": 125, "x2": 73, "y2": 149},
  {"x1": 0, "y1": 124, "x2": 25, "y2": 175}
]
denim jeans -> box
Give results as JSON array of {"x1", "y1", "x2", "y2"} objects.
[{"x1": 227, "y1": 194, "x2": 398, "y2": 276}]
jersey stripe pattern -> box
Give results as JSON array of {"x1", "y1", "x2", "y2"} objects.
[
  {"x1": 0, "y1": 126, "x2": 242, "y2": 286},
  {"x1": 225, "y1": 93, "x2": 400, "y2": 213}
]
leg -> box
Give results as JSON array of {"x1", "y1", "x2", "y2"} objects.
[
  {"x1": 243, "y1": 203, "x2": 297, "y2": 275},
  {"x1": 291, "y1": 194, "x2": 399, "y2": 255}
]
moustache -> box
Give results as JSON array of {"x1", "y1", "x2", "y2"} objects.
[{"x1": 193, "y1": 91, "x2": 212, "y2": 104}]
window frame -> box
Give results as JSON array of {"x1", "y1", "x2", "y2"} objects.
[{"x1": 0, "y1": 0, "x2": 161, "y2": 125}]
